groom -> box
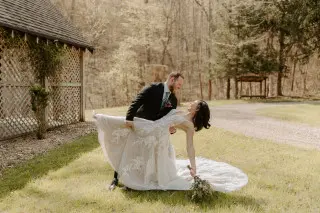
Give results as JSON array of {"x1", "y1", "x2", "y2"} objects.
[{"x1": 109, "y1": 72, "x2": 184, "y2": 190}]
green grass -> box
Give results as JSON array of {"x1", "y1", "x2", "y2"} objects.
[
  {"x1": 1, "y1": 125, "x2": 320, "y2": 212},
  {"x1": 257, "y1": 104, "x2": 320, "y2": 127},
  {"x1": 2, "y1": 103, "x2": 320, "y2": 212},
  {"x1": 0, "y1": 133, "x2": 99, "y2": 199}
]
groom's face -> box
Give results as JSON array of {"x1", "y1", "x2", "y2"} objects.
[{"x1": 169, "y1": 76, "x2": 184, "y2": 93}]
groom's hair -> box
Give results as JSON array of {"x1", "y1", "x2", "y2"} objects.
[{"x1": 167, "y1": 72, "x2": 184, "y2": 81}]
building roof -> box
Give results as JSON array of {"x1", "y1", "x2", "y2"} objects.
[{"x1": 0, "y1": 0, "x2": 94, "y2": 51}]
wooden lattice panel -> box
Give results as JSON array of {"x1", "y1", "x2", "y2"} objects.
[
  {"x1": 0, "y1": 33, "x2": 38, "y2": 139},
  {"x1": 49, "y1": 47, "x2": 80, "y2": 84},
  {"x1": 47, "y1": 86, "x2": 81, "y2": 127},
  {"x1": 47, "y1": 47, "x2": 81, "y2": 128},
  {"x1": 0, "y1": 30, "x2": 82, "y2": 140}
]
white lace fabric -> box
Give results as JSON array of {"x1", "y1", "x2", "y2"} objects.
[{"x1": 94, "y1": 110, "x2": 248, "y2": 192}]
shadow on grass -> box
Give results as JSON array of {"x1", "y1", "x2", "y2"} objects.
[
  {"x1": 0, "y1": 133, "x2": 99, "y2": 199},
  {"x1": 122, "y1": 188, "x2": 265, "y2": 211}
]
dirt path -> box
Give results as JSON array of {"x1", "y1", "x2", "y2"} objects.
[{"x1": 212, "y1": 103, "x2": 320, "y2": 150}]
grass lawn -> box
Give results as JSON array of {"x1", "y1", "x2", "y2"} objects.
[
  {"x1": 256, "y1": 103, "x2": 320, "y2": 127},
  {"x1": 0, "y1": 133, "x2": 99, "y2": 199},
  {"x1": 1, "y1": 104, "x2": 320, "y2": 212},
  {"x1": 0, "y1": 128, "x2": 320, "y2": 213}
]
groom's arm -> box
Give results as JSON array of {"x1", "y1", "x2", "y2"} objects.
[
  {"x1": 168, "y1": 95, "x2": 178, "y2": 134},
  {"x1": 126, "y1": 84, "x2": 155, "y2": 121},
  {"x1": 172, "y1": 96, "x2": 178, "y2": 109}
]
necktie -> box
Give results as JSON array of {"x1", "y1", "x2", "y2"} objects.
[{"x1": 161, "y1": 92, "x2": 170, "y2": 108}]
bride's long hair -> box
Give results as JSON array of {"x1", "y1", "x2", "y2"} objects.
[{"x1": 193, "y1": 100, "x2": 211, "y2": 132}]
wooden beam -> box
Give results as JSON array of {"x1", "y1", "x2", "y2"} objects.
[{"x1": 44, "y1": 77, "x2": 49, "y2": 126}]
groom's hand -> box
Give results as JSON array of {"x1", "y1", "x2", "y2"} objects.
[
  {"x1": 125, "y1": 120, "x2": 134, "y2": 129},
  {"x1": 169, "y1": 126, "x2": 176, "y2": 134}
]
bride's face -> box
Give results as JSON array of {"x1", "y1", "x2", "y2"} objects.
[{"x1": 187, "y1": 100, "x2": 200, "y2": 114}]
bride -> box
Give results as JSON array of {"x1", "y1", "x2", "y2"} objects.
[{"x1": 94, "y1": 100, "x2": 248, "y2": 192}]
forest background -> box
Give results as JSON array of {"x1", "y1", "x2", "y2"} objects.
[{"x1": 52, "y1": 0, "x2": 320, "y2": 108}]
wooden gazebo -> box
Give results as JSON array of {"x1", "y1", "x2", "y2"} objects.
[
  {"x1": 0, "y1": 0, "x2": 94, "y2": 140},
  {"x1": 237, "y1": 74, "x2": 268, "y2": 99}
]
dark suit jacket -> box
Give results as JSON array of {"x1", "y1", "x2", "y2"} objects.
[{"x1": 126, "y1": 83, "x2": 177, "y2": 121}]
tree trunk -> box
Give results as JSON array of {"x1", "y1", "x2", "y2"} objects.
[
  {"x1": 188, "y1": 66, "x2": 193, "y2": 98},
  {"x1": 146, "y1": 45, "x2": 151, "y2": 64},
  {"x1": 160, "y1": 8, "x2": 173, "y2": 65},
  {"x1": 198, "y1": 1, "x2": 203, "y2": 100},
  {"x1": 0, "y1": 48, "x2": 2, "y2": 119},
  {"x1": 291, "y1": 57, "x2": 298, "y2": 91},
  {"x1": 37, "y1": 108, "x2": 46, "y2": 139},
  {"x1": 199, "y1": 72, "x2": 203, "y2": 100},
  {"x1": 207, "y1": 0, "x2": 213, "y2": 100},
  {"x1": 125, "y1": 72, "x2": 129, "y2": 104},
  {"x1": 208, "y1": 79, "x2": 212, "y2": 100},
  {"x1": 277, "y1": 29, "x2": 285, "y2": 96},
  {"x1": 198, "y1": 3, "x2": 203, "y2": 100},
  {"x1": 240, "y1": 80, "x2": 243, "y2": 98},
  {"x1": 302, "y1": 66, "x2": 308, "y2": 96},
  {"x1": 234, "y1": 77, "x2": 238, "y2": 99},
  {"x1": 226, "y1": 78, "x2": 231, "y2": 99}
]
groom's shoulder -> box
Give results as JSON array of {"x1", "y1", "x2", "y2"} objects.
[
  {"x1": 140, "y1": 82, "x2": 163, "y2": 93},
  {"x1": 151, "y1": 82, "x2": 163, "y2": 87},
  {"x1": 148, "y1": 82, "x2": 163, "y2": 89}
]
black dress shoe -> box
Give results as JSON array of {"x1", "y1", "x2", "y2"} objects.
[{"x1": 108, "y1": 178, "x2": 118, "y2": 191}]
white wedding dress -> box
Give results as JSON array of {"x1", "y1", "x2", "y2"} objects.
[{"x1": 94, "y1": 109, "x2": 248, "y2": 192}]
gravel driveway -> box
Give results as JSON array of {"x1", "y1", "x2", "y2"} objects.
[{"x1": 212, "y1": 102, "x2": 320, "y2": 150}]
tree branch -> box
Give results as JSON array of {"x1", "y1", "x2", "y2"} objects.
[{"x1": 193, "y1": 0, "x2": 209, "y2": 21}]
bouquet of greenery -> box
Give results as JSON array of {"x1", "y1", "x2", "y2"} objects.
[{"x1": 188, "y1": 165, "x2": 215, "y2": 202}]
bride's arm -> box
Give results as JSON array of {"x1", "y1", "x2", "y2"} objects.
[
  {"x1": 186, "y1": 128, "x2": 196, "y2": 175},
  {"x1": 177, "y1": 121, "x2": 196, "y2": 175}
]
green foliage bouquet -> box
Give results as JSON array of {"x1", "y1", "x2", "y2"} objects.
[{"x1": 188, "y1": 165, "x2": 215, "y2": 203}]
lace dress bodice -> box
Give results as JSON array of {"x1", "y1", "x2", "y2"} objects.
[{"x1": 133, "y1": 109, "x2": 189, "y2": 135}]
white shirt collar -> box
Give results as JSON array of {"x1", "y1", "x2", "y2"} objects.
[{"x1": 164, "y1": 82, "x2": 171, "y2": 94}]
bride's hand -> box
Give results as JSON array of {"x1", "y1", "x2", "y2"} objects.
[
  {"x1": 190, "y1": 167, "x2": 196, "y2": 177},
  {"x1": 187, "y1": 165, "x2": 196, "y2": 177}
]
